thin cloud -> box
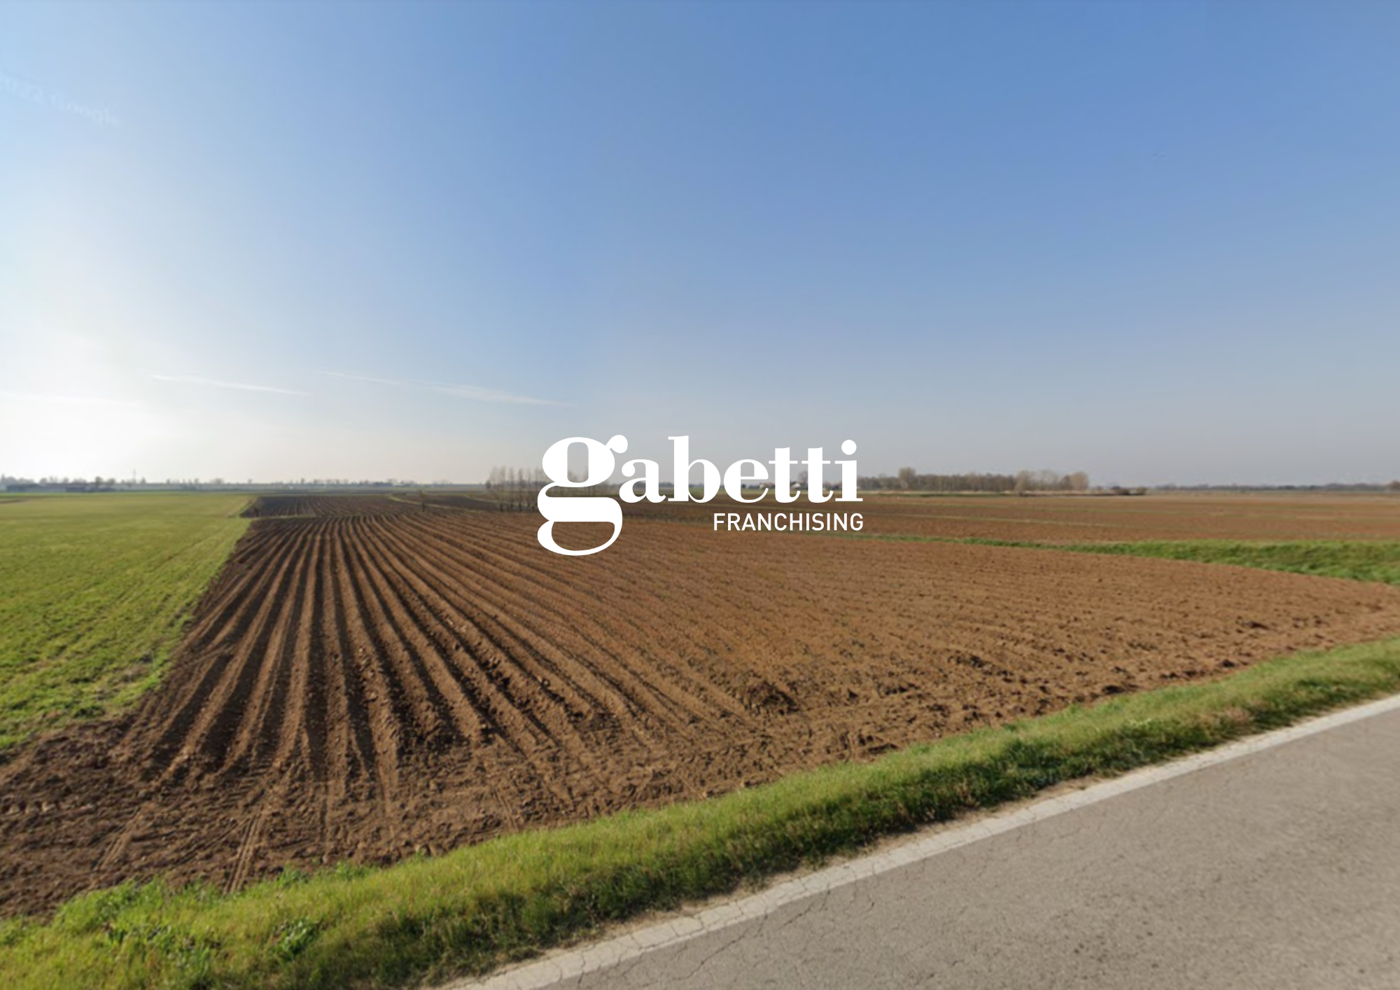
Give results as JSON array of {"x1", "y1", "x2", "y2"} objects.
[
  {"x1": 423, "y1": 381, "x2": 562, "y2": 405},
  {"x1": 319, "y1": 371, "x2": 407, "y2": 387},
  {"x1": 0, "y1": 389, "x2": 141, "y2": 407},
  {"x1": 320, "y1": 370, "x2": 563, "y2": 405},
  {"x1": 151, "y1": 374, "x2": 308, "y2": 396}
]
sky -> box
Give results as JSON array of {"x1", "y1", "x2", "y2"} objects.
[{"x1": 1, "y1": 0, "x2": 1397, "y2": 487}]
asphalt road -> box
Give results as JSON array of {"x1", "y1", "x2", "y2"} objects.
[{"x1": 452, "y1": 696, "x2": 1400, "y2": 990}]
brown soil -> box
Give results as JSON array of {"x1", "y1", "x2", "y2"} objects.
[
  {"x1": 625, "y1": 492, "x2": 1400, "y2": 542},
  {"x1": 241, "y1": 494, "x2": 423, "y2": 518},
  {"x1": 3, "y1": 501, "x2": 1400, "y2": 917}
]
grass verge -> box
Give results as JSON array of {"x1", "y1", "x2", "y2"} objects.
[
  {"x1": 4, "y1": 636, "x2": 1400, "y2": 990},
  {"x1": 0, "y1": 494, "x2": 248, "y2": 750}
]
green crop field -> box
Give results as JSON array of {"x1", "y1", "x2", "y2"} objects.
[
  {"x1": 1050, "y1": 540, "x2": 1400, "y2": 586},
  {"x1": 0, "y1": 494, "x2": 249, "y2": 750}
]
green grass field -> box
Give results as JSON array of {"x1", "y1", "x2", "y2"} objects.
[
  {"x1": 1046, "y1": 539, "x2": 1400, "y2": 586},
  {"x1": 0, "y1": 494, "x2": 248, "y2": 749}
]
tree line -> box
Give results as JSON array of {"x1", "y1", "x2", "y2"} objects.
[
  {"x1": 483, "y1": 466, "x2": 549, "y2": 511},
  {"x1": 859, "y1": 468, "x2": 1091, "y2": 494}
]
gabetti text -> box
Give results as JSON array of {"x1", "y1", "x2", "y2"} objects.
[{"x1": 537, "y1": 435, "x2": 863, "y2": 556}]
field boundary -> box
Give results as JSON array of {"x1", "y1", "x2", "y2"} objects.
[
  {"x1": 829, "y1": 532, "x2": 1400, "y2": 586},
  {"x1": 5, "y1": 636, "x2": 1400, "y2": 990}
]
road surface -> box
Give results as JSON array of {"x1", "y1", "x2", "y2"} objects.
[{"x1": 449, "y1": 695, "x2": 1400, "y2": 990}]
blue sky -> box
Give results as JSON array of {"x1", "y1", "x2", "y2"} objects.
[{"x1": 1, "y1": 1, "x2": 1396, "y2": 486}]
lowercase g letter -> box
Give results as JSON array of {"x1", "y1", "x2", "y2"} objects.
[{"x1": 537, "y1": 435, "x2": 628, "y2": 556}]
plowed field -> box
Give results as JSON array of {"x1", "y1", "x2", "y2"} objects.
[
  {"x1": 624, "y1": 492, "x2": 1400, "y2": 542},
  {"x1": 4, "y1": 499, "x2": 1400, "y2": 915},
  {"x1": 241, "y1": 494, "x2": 421, "y2": 518},
  {"x1": 859, "y1": 494, "x2": 1400, "y2": 542}
]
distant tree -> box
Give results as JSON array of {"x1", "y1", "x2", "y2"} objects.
[
  {"x1": 896, "y1": 466, "x2": 918, "y2": 491},
  {"x1": 1388, "y1": 480, "x2": 1400, "y2": 492}
]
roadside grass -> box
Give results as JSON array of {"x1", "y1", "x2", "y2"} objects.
[
  {"x1": 0, "y1": 494, "x2": 248, "y2": 750},
  {"x1": 4, "y1": 636, "x2": 1400, "y2": 990}
]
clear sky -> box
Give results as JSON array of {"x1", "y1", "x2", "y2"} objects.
[{"x1": 2, "y1": 1, "x2": 1396, "y2": 486}]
